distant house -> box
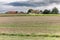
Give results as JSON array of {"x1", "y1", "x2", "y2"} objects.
[
  {"x1": 28, "y1": 9, "x2": 40, "y2": 14},
  {"x1": 18, "y1": 11, "x2": 25, "y2": 14},
  {"x1": 6, "y1": 11, "x2": 18, "y2": 14},
  {"x1": 31, "y1": 10, "x2": 40, "y2": 14}
]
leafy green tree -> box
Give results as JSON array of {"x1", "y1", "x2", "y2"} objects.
[
  {"x1": 27, "y1": 9, "x2": 33, "y2": 14},
  {"x1": 51, "y1": 7, "x2": 59, "y2": 14},
  {"x1": 43, "y1": 9, "x2": 50, "y2": 14}
]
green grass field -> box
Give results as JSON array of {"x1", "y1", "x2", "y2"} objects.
[
  {"x1": 0, "y1": 14, "x2": 60, "y2": 17},
  {"x1": 0, "y1": 36, "x2": 59, "y2": 40},
  {"x1": 0, "y1": 14, "x2": 60, "y2": 40}
]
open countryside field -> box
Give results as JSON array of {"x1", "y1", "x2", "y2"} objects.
[
  {"x1": 0, "y1": 14, "x2": 60, "y2": 40},
  {"x1": 0, "y1": 16, "x2": 60, "y2": 34}
]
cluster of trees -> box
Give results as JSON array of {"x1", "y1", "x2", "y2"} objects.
[{"x1": 27, "y1": 7, "x2": 59, "y2": 14}]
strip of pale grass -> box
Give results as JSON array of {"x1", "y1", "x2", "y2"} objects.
[
  {"x1": 0, "y1": 14, "x2": 60, "y2": 17},
  {"x1": 0, "y1": 23, "x2": 54, "y2": 28},
  {"x1": 0, "y1": 36, "x2": 58, "y2": 40}
]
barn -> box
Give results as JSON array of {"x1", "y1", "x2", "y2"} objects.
[{"x1": 6, "y1": 11, "x2": 18, "y2": 14}]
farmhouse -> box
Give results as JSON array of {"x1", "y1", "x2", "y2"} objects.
[
  {"x1": 31, "y1": 10, "x2": 40, "y2": 14},
  {"x1": 18, "y1": 11, "x2": 25, "y2": 14},
  {"x1": 28, "y1": 9, "x2": 41, "y2": 14},
  {"x1": 6, "y1": 11, "x2": 18, "y2": 14}
]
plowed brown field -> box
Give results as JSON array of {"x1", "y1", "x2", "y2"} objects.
[{"x1": 0, "y1": 16, "x2": 59, "y2": 35}]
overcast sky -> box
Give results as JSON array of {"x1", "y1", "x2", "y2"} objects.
[{"x1": 0, "y1": 0, "x2": 60, "y2": 13}]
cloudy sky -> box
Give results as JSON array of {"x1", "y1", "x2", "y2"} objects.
[{"x1": 0, "y1": 0, "x2": 60, "y2": 13}]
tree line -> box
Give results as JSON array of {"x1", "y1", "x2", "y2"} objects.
[{"x1": 27, "y1": 7, "x2": 59, "y2": 14}]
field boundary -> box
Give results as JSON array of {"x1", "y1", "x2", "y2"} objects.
[
  {"x1": 0, "y1": 14, "x2": 60, "y2": 17},
  {"x1": 0, "y1": 33, "x2": 60, "y2": 37}
]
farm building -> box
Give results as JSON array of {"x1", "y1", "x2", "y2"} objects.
[
  {"x1": 18, "y1": 11, "x2": 25, "y2": 14},
  {"x1": 6, "y1": 11, "x2": 18, "y2": 14},
  {"x1": 28, "y1": 9, "x2": 41, "y2": 14},
  {"x1": 31, "y1": 10, "x2": 40, "y2": 14}
]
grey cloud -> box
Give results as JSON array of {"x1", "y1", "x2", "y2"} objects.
[
  {"x1": 5, "y1": 1, "x2": 48, "y2": 7},
  {"x1": 5, "y1": 0, "x2": 60, "y2": 7},
  {"x1": 0, "y1": 0, "x2": 60, "y2": 13},
  {"x1": 5, "y1": 2, "x2": 36, "y2": 7}
]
